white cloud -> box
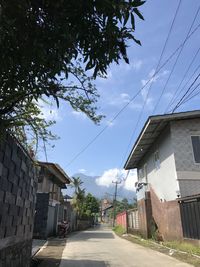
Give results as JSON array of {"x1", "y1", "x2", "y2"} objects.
[
  {"x1": 37, "y1": 99, "x2": 61, "y2": 121},
  {"x1": 109, "y1": 92, "x2": 131, "y2": 106},
  {"x1": 95, "y1": 168, "x2": 137, "y2": 192},
  {"x1": 71, "y1": 110, "x2": 87, "y2": 120},
  {"x1": 141, "y1": 68, "x2": 169, "y2": 94},
  {"x1": 132, "y1": 59, "x2": 143, "y2": 71},
  {"x1": 78, "y1": 168, "x2": 87, "y2": 174},
  {"x1": 124, "y1": 170, "x2": 137, "y2": 191},
  {"x1": 139, "y1": 68, "x2": 169, "y2": 110},
  {"x1": 107, "y1": 92, "x2": 143, "y2": 110},
  {"x1": 105, "y1": 120, "x2": 115, "y2": 127},
  {"x1": 119, "y1": 59, "x2": 143, "y2": 72}
]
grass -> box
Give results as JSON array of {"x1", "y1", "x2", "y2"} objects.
[
  {"x1": 163, "y1": 241, "x2": 200, "y2": 256},
  {"x1": 113, "y1": 225, "x2": 126, "y2": 235}
]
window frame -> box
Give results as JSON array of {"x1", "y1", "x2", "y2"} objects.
[
  {"x1": 154, "y1": 150, "x2": 160, "y2": 170},
  {"x1": 191, "y1": 135, "x2": 200, "y2": 164}
]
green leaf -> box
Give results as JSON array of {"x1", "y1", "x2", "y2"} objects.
[
  {"x1": 131, "y1": 13, "x2": 135, "y2": 30},
  {"x1": 132, "y1": 36, "x2": 141, "y2": 46},
  {"x1": 123, "y1": 10, "x2": 129, "y2": 26},
  {"x1": 133, "y1": 8, "x2": 144, "y2": 20},
  {"x1": 132, "y1": 1, "x2": 146, "y2": 8}
]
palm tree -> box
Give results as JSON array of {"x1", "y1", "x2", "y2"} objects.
[
  {"x1": 70, "y1": 177, "x2": 83, "y2": 194},
  {"x1": 70, "y1": 177, "x2": 85, "y2": 217}
]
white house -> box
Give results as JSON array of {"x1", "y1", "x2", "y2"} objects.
[{"x1": 124, "y1": 110, "x2": 200, "y2": 240}]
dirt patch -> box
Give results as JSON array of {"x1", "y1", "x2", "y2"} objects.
[{"x1": 31, "y1": 239, "x2": 66, "y2": 267}]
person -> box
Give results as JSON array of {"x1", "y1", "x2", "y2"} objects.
[{"x1": 58, "y1": 220, "x2": 70, "y2": 238}]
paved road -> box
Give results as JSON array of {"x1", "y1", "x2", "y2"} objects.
[{"x1": 59, "y1": 225, "x2": 192, "y2": 267}]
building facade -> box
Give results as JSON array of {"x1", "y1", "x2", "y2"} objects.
[
  {"x1": 33, "y1": 162, "x2": 70, "y2": 239},
  {"x1": 124, "y1": 110, "x2": 200, "y2": 240}
]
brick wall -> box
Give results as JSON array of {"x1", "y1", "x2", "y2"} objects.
[
  {"x1": 0, "y1": 133, "x2": 37, "y2": 267},
  {"x1": 137, "y1": 192, "x2": 152, "y2": 238},
  {"x1": 150, "y1": 187, "x2": 183, "y2": 240},
  {"x1": 116, "y1": 211, "x2": 127, "y2": 230}
]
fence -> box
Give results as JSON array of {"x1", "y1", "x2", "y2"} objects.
[
  {"x1": 116, "y1": 211, "x2": 127, "y2": 230},
  {"x1": 179, "y1": 195, "x2": 200, "y2": 240},
  {"x1": 127, "y1": 209, "x2": 139, "y2": 230},
  {"x1": 116, "y1": 209, "x2": 139, "y2": 234}
]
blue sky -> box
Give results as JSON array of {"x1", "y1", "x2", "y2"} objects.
[{"x1": 38, "y1": 0, "x2": 200, "y2": 192}]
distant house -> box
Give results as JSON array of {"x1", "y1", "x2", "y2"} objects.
[
  {"x1": 124, "y1": 110, "x2": 200, "y2": 241},
  {"x1": 33, "y1": 162, "x2": 70, "y2": 239},
  {"x1": 101, "y1": 198, "x2": 113, "y2": 223}
]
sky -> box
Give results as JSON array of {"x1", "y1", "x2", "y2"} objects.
[{"x1": 38, "y1": 0, "x2": 200, "y2": 193}]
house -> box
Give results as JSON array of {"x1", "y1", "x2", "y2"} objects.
[
  {"x1": 61, "y1": 194, "x2": 77, "y2": 232},
  {"x1": 100, "y1": 198, "x2": 113, "y2": 223},
  {"x1": 124, "y1": 110, "x2": 200, "y2": 241},
  {"x1": 33, "y1": 161, "x2": 71, "y2": 239}
]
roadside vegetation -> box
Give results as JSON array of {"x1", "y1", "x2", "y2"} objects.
[
  {"x1": 113, "y1": 228, "x2": 200, "y2": 267},
  {"x1": 163, "y1": 241, "x2": 200, "y2": 257},
  {"x1": 113, "y1": 225, "x2": 126, "y2": 235},
  {"x1": 70, "y1": 177, "x2": 99, "y2": 221}
]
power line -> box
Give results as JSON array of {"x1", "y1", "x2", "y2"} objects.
[
  {"x1": 172, "y1": 73, "x2": 200, "y2": 112},
  {"x1": 66, "y1": 22, "x2": 200, "y2": 167},
  {"x1": 178, "y1": 85, "x2": 200, "y2": 106},
  {"x1": 152, "y1": 4, "x2": 200, "y2": 115},
  {"x1": 168, "y1": 63, "x2": 200, "y2": 111},
  {"x1": 164, "y1": 47, "x2": 200, "y2": 113},
  {"x1": 119, "y1": 0, "x2": 182, "y2": 168}
]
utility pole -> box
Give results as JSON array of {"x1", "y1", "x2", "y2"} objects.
[{"x1": 112, "y1": 180, "x2": 121, "y2": 227}]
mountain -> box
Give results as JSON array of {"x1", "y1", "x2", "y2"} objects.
[{"x1": 64, "y1": 173, "x2": 136, "y2": 202}]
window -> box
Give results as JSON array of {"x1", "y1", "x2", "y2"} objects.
[
  {"x1": 191, "y1": 136, "x2": 200, "y2": 163},
  {"x1": 144, "y1": 164, "x2": 148, "y2": 183},
  {"x1": 154, "y1": 151, "x2": 160, "y2": 170},
  {"x1": 138, "y1": 168, "x2": 143, "y2": 180}
]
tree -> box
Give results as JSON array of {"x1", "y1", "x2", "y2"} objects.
[
  {"x1": 70, "y1": 177, "x2": 99, "y2": 218},
  {"x1": 0, "y1": 0, "x2": 145, "y2": 145},
  {"x1": 70, "y1": 177, "x2": 84, "y2": 194},
  {"x1": 71, "y1": 177, "x2": 85, "y2": 217},
  {"x1": 82, "y1": 193, "x2": 99, "y2": 217}
]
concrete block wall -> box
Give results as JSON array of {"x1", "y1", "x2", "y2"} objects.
[
  {"x1": 0, "y1": 133, "x2": 37, "y2": 267},
  {"x1": 33, "y1": 193, "x2": 49, "y2": 239}
]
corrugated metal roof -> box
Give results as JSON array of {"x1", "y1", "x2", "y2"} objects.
[{"x1": 124, "y1": 110, "x2": 200, "y2": 170}]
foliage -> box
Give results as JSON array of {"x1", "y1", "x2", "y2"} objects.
[
  {"x1": 82, "y1": 193, "x2": 99, "y2": 217},
  {"x1": 4, "y1": 99, "x2": 58, "y2": 156},
  {"x1": 113, "y1": 225, "x2": 126, "y2": 235},
  {"x1": 0, "y1": 0, "x2": 145, "y2": 145},
  {"x1": 71, "y1": 177, "x2": 99, "y2": 219},
  {"x1": 109, "y1": 198, "x2": 137, "y2": 218},
  {"x1": 163, "y1": 241, "x2": 200, "y2": 256}
]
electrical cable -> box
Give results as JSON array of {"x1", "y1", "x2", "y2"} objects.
[
  {"x1": 152, "y1": 4, "x2": 200, "y2": 115},
  {"x1": 119, "y1": 0, "x2": 182, "y2": 169},
  {"x1": 179, "y1": 86, "x2": 200, "y2": 106},
  {"x1": 172, "y1": 73, "x2": 200, "y2": 112},
  {"x1": 66, "y1": 22, "x2": 200, "y2": 167},
  {"x1": 164, "y1": 47, "x2": 200, "y2": 113},
  {"x1": 167, "y1": 63, "x2": 200, "y2": 111}
]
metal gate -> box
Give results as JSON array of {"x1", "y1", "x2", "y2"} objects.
[{"x1": 179, "y1": 196, "x2": 200, "y2": 240}]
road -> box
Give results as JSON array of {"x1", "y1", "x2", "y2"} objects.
[{"x1": 59, "y1": 225, "x2": 192, "y2": 267}]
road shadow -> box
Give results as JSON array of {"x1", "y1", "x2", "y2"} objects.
[
  {"x1": 77, "y1": 232, "x2": 114, "y2": 240},
  {"x1": 31, "y1": 239, "x2": 66, "y2": 267},
  {"x1": 60, "y1": 259, "x2": 108, "y2": 267}
]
